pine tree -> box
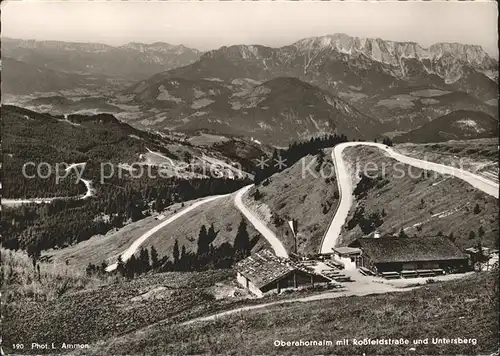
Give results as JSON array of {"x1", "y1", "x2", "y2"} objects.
[
  {"x1": 86, "y1": 263, "x2": 95, "y2": 276},
  {"x1": 183, "y1": 151, "x2": 193, "y2": 163},
  {"x1": 100, "y1": 261, "x2": 107, "y2": 274},
  {"x1": 208, "y1": 223, "x2": 217, "y2": 244},
  {"x1": 476, "y1": 241, "x2": 488, "y2": 263},
  {"x1": 129, "y1": 203, "x2": 144, "y2": 222},
  {"x1": 125, "y1": 255, "x2": 137, "y2": 279},
  {"x1": 197, "y1": 225, "x2": 210, "y2": 256},
  {"x1": 234, "y1": 218, "x2": 250, "y2": 260},
  {"x1": 473, "y1": 203, "x2": 481, "y2": 214},
  {"x1": 180, "y1": 245, "x2": 187, "y2": 270},
  {"x1": 27, "y1": 244, "x2": 41, "y2": 269},
  {"x1": 469, "y1": 230, "x2": 476, "y2": 240},
  {"x1": 139, "y1": 247, "x2": 150, "y2": 273},
  {"x1": 478, "y1": 226, "x2": 485, "y2": 238},
  {"x1": 116, "y1": 255, "x2": 126, "y2": 277},
  {"x1": 150, "y1": 245, "x2": 159, "y2": 269},
  {"x1": 382, "y1": 137, "x2": 393, "y2": 146},
  {"x1": 173, "y1": 239, "x2": 180, "y2": 265}
]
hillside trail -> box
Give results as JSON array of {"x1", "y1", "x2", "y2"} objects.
[
  {"x1": 105, "y1": 193, "x2": 231, "y2": 271},
  {"x1": 2, "y1": 162, "x2": 94, "y2": 206},
  {"x1": 320, "y1": 142, "x2": 499, "y2": 254},
  {"x1": 180, "y1": 282, "x2": 413, "y2": 326},
  {"x1": 104, "y1": 183, "x2": 290, "y2": 272},
  {"x1": 234, "y1": 184, "x2": 289, "y2": 258}
]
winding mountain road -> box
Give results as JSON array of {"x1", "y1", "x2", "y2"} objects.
[
  {"x1": 234, "y1": 185, "x2": 289, "y2": 258},
  {"x1": 104, "y1": 184, "x2": 289, "y2": 272},
  {"x1": 320, "y1": 142, "x2": 499, "y2": 254},
  {"x1": 2, "y1": 163, "x2": 94, "y2": 206},
  {"x1": 105, "y1": 193, "x2": 231, "y2": 272}
]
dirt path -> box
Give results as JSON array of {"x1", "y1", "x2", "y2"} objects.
[
  {"x1": 386, "y1": 144, "x2": 498, "y2": 198},
  {"x1": 182, "y1": 283, "x2": 411, "y2": 326},
  {"x1": 3, "y1": 162, "x2": 94, "y2": 206},
  {"x1": 234, "y1": 185, "x2": 289, "y2": 258},
  {"x1": 144, "y1": 147, "x2": 176, "y2": 166}
]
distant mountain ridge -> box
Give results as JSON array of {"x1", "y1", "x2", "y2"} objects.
[
  {"x1": 292, "y1": 34, "x2": 497, "y2": 76},
  {"x1": 170, "y1": 33, "x2": 497, "y2": 100},
  {"x1": 2, "y1": 37, "x2": 202, "y2": 81},
  {"x1": 394, "y1": 110, "x2": 499, "y2": 143},
  {"x1": 125, "y1": 34, "x2": 497, "y2": 141}
]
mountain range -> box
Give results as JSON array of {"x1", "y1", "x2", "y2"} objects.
[
  {"x1": 1, "y1": 37, "x2": 202, "y2": 81},
  {"x1": 2, "y1": 34, "x2": 498, "y2": 144},
  {"x1": 163, "y1": 33, "x2": 498, "y2": 99}
]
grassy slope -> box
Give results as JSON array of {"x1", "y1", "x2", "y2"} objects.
[
  {"x1": 1, "y1": 248, "x2": 110, "y2": 303},
  {"x1": 339, "y1": 146, "x2": 499, "y2": 249},
  {"x1": 4, "y1": 250, "x2": 338, "y2": 355},
  {"x1": 43, "y1": 200, "x2": 191, "y2": 269},
  {"x1": 4, "y1": 249, "x2": 497, "y2": 355},
  {"x1": 245, "y1": 151, "x2": 339, "y2": 254},
  {"x1": 89, "y1": 272, "x2": 498, "y2": 355},
  {"x1": 140, "y1": 193, "x2": 268, "y2": 257},
  {"x1": 3, "y1": 266, "x2": 241, "y2": 354}
]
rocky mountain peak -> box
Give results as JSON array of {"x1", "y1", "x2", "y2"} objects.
[
  {"x1": 203, "y1": 44, "x2": 273, "y2": 60},
  {"x1": 292, "y1": 33, "x2": 496, "y2": 69},
  {"x1": 121, "y1": 42, "x2": 200, "y2": 55},
  {"x1": 429, "y1": 42, "x2": 496, "y2": 68}
]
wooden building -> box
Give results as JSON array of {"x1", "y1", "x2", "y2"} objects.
[
  {"x1": 234, "y1": 249, "x2": 330, "y2": 297},
  {"x1": 348, "y1": 236, "x2": 468, "y2": 276},
  {"x1": 332, "y1": 247, "x2": 362, "y2": 270}
]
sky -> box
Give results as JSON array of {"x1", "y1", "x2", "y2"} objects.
[{"x1": 2, "y1": 1, "x2": 498, "y2": 57}]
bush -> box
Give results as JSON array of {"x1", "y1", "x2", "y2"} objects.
[{"x1": 253, "y1": 189, "x2": 263, "y2": 200}]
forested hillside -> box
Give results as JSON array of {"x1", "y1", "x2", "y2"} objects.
[{"x1": 1, "y1": 106, "x2": 251, "y2": 254}]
